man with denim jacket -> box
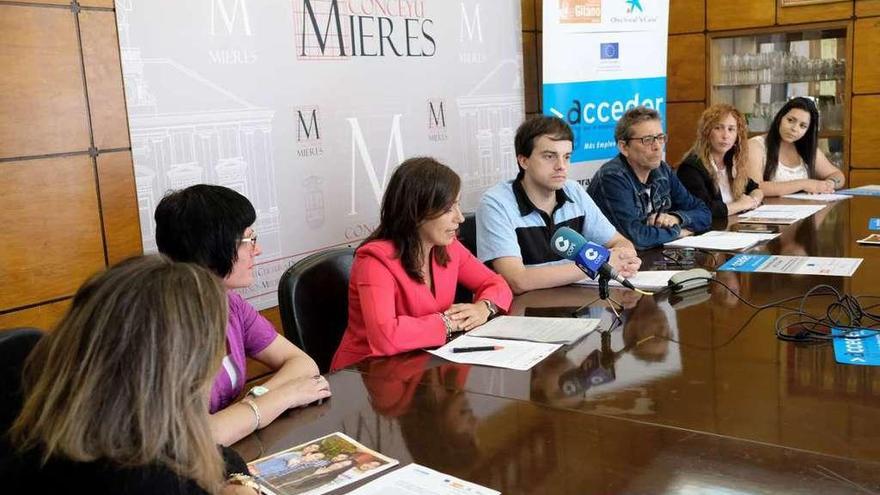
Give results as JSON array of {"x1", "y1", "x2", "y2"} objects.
[{"x1": 588, "y1": 107, "x2": 711, "y2": 250}]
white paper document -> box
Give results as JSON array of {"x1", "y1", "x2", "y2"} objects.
[
  {"x1": 737, "y1": 204, "x2": 825, "y2": 224},
  {"x1": 664, "y1": 230, "x2": 779, "y2": 251},
  {"x1": 428, "y1": 335, "x2": 561, "y2": 371},
  {"x1": 782, "y1": 193, "x2": 851, "y2": 202},
  {"x1": 468, "y1": 315, "x2": 599, "y2": 344},
  {"x1": 576, "y1": 270, "x2": 681, "y2": 290},
  {"x1": 346, "y1": 464, "x2": 499, "y2": 495}
]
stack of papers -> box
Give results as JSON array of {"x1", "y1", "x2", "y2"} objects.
[
  {"x1": 575, "y1": 270, "x2": 681, "y2": 290},
  {"x1": 782, "y1": 193, "x2": 851, "y2": 202},
  {"x1": 738, "y1": 204, "x2": 825, "y2": 224},
  {"x1": 428, "y1": 335, "x2": 561, "y2": 370},
  {"x1": 468, "y1": 315, "x2": 599, "y2": 344},
  {"x1": 838, "y1": 185, "x2": 880, "y2": 197},
  {"x1": 664, "y1": 230, "x2": 779, "y2": 251}
]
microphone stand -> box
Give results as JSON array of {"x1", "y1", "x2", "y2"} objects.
[{"x1": 572, "y1": 272, "x2": 623, "y2": 323}]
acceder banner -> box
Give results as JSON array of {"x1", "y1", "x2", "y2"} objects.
[{"x1": 542, "y1": 0, "x2": 669, "y2": 177}]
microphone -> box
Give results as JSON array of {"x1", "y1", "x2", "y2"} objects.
[{"x1": 549, "y1": 226, "x2": 635, "y2": 290}]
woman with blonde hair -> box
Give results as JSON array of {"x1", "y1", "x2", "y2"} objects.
[
  {"x1": 2, "y1": 256, "x2": 261, "y2": 494},
  {"x1": 677, "y1": 103, "x2": 764, "y2": 219}
]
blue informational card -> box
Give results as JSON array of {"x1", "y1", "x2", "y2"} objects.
[
  {"x1": 717, "y1": 254, "x2": 770, "y2": 273},
  {"x1": 832, "y1": 328, "x2": 880, "y2": 366},
  {"x1": 839, "y1": 186, "x2": 880, "y2": 197},
  {"x1": 869, "y1": 218, "x2": 880, "y2": 231}
]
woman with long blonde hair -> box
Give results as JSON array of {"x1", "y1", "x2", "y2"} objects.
[
  {"x1": 677, "y1": 104, "x2": 764, "y2": 218},
  {"x1": 2, "y1": 256, "x2": 260, "y2": 494}
]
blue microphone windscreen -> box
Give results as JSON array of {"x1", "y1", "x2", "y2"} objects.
[{"x1": 550, "y1": 227, "x2": 586, "y2": 260}]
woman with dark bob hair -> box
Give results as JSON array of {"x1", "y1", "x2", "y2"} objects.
[
  {"x1": 331, "y1": 157, "x2": 513, "y2": 370},
  {"x1": 155, "y1": 185, "x2": 330, "y2": 447},
  {"x1": 3, "y1": 255, "x2": 262, "y2": 494},
  {"x1": 746, "y1": 96, "x2": 845, "y2": 197}
]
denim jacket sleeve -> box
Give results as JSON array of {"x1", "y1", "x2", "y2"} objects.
[
  {"x1": 590, "y1": 168, "x2": 684, "y2": 250},
  {"x1": 667, "y1": 169, "x2": 712, "y2": 233}
]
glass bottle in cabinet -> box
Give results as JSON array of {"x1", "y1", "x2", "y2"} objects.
[{"x1": 709, "y1": 25, "x2": 848, "y2": 169}]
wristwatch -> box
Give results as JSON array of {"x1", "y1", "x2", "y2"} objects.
[
  {"x1": 248, "y1": 385, "x2": 270, "y2": 398},
  {"x1": 482, "y1": 300, "x2": 499, "y2": 318}
]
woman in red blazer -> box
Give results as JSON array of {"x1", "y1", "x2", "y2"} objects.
[{"x1": 331, "y1": 157, "x2": 513, "y2": 370}]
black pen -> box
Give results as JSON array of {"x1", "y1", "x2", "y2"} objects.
[{"x1": 451, "y1": 345, "x2": 503, "y2": 353}]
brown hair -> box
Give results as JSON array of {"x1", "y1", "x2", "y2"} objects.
[
  {"x1": 514, "y1": 116, "x2": 574, "y2": 180},
  {"x1": 362, "y1": 157, "x2": 461, "y2": 282},
  {"x1": 684, "y1": 104, "x2": 750, "y2": 199},
  {"x1": 614, "y1": 106, "x2": 661, "y2": 142},
  {"x1": 11, "y1": 255, "x2": 228, "y2": 492}
]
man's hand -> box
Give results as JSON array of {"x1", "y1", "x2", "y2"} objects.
[
  {"x1": 646, "y1": 212, "x2": 680, "y2": 228},
  {"x1": 609, "y1": 246, "x2": 641, "y2": 278}
]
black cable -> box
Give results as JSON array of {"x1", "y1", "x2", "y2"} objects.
[{"x1": 656, "y1": 277, "x2": 880, "y2": 348}]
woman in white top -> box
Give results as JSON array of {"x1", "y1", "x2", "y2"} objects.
[{"x1": 746, "y1": 96, "x2": 845, "y2": 197}]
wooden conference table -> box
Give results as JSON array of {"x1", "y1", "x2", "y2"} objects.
[{"x1": 234, "y1": 197, "x2": 880, "y2": 494}]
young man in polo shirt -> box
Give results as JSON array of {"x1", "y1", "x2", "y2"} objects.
[{"x1": 476, "y1": 116, "x2": 641, "y2": 294}]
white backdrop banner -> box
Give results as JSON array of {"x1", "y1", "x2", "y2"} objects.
[
  {"x1": 542, "y1": 0, "x2": 669, "y2": 180},
  {"x1": 116, "y1": 0, "x2": 524, "y2": 309}
]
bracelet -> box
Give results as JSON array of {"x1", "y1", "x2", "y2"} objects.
[
  {"x1": 439, "y1": 312, "x2": 454, "y2": 342},
  {"x1": 227, "y1": 473, "x2": 263, "y2": 493},
  {"x1": 241, "y1": 398, "x2": 262, "y2": 431}
]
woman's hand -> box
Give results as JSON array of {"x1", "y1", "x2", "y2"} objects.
[
  {"x1": 278, "y1": 374, "x2": 331, "y2": 409},
  {"x1": 803, "y1": 179, "x2": 835, "y2": 194},
  {"x1": 445, "y1": 302, "x2": 491, "y2": 332},
  {"x1": 609, "y1": 247, "x2": 641, "y2": 278},
  {"x1": 749, "y1": 189, "x2": 764, "y2": 208}
]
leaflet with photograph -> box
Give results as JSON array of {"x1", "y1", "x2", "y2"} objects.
[
  {"x1": 248, "y1": 432, "x2": 398, "y2": 495},
  {"x1": 468, "y1": 315, "x2": 599, "y2": 345},
  {"x1": 838, "y1": 185, "x2": 880, "y2": 197}
]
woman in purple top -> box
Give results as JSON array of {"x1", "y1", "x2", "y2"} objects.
[{"x1": 155, "y1": 185, "x2": 331, "y2": 446}]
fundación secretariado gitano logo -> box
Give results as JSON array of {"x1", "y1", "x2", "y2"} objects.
[{"x1": 558, "y1": 0, "x2": 601, "y2": 24}]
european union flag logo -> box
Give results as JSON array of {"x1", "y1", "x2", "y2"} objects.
[{"x1": 600, "y1": 43, "x2": 619, "y2": 60}]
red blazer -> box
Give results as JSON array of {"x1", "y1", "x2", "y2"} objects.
[{"x1": 331, "y1": 239, "x2": 512, "y2": 370}]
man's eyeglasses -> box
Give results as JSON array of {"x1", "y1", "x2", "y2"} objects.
[
  {"x1": 625, "y1": 133, "x2": 667, "y2": 146},
  {"x1": 239, "y1": 233, "x2": 258, "y2": 248}
]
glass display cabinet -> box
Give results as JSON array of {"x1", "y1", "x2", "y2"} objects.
[{"x1": 709, "y1": 24, "x2": 850, "y2": 169}]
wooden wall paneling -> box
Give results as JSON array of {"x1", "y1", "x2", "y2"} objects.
[
  {"x1": 667, "y1": 34, "x2": 706, "y2": 102},
  {"x1": 666, "y1": 102, "x2": 705, "y2": 167},
  {"x1": 707, "y1": 0, "x2": 775, "y2": 31},
  {"x1": 96, "y1": 151, "x2": 142, "y2": 264},
  {"x1": 0, "y1": 298, "x2": 71, "y2": 333},
  {"x1": 776, "y1": 1, "x2": 853, "y2": 25},
  {"x1": 0, "y1": 156, "x2": 105, "y2": 311},
  {"x1": 536, "y1": 0, "x2": 543, "y2": 31},
  {"x1": 522, "y1": 0, "x2": 536, "y2": 31},
  {"x1": 669, "y1": 0, "x2": 705, "y2": 34},
  {"x1": 855, "y1": 0, "x2": 880, "y2": 17},
  {"x1": 10, "y1": 0, "x2": 70, "y2": 5},
  {"x1": 850, "y1": 95, "x2": 880, "y2": 168},
  {"x1": 853, "y1": 17, "x2": 880, "y2": 94},
  {"x1": 849, "y1": 169, "x2": 880, "y2": 186},
  {"x1": 79, "y1": 10, "x2": 131, "y2": 150},
  {"x1": 79, "y1": 0, "x2": 116, "y2": 7},
  {"x1": 523, "y1": 32, "x2": 539, "y2": 114},
  {"x1": 0, "y1": 5, "x2": 90, "y2": 159}
]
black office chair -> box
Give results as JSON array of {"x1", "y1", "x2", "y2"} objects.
[
  {"x1": 278, "y1": 247, "x2": 355, "y2": 373},
  {"x1": 455, "y1": 212, "x2": 478, "y2": 303},
  {"x1": 0, "y1": 327, "x2": 44, "y2": 458}
]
